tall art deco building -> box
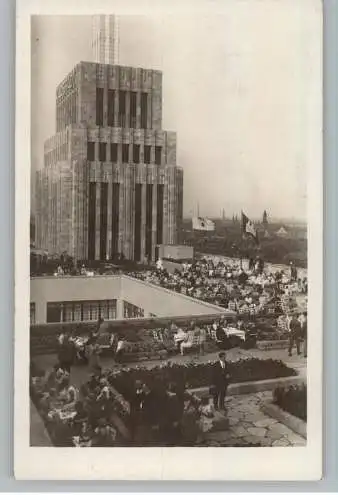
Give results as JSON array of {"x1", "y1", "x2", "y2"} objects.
[{"x1": 35, "y1": 16, "x2": 183, "y2": 262}]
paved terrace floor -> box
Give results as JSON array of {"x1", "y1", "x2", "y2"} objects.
[{"x1": 202, "y1": 391, "x2": 306, "y2": 447}]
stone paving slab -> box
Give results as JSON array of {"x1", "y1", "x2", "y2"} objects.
[
  {"x1": 204, "y1": 391, "x2": 306, "y2": 447},
  {"x1": 254, "y1": 417, "x2": 278, "y2": 428}
]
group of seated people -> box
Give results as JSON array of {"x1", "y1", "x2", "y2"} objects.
[
  {"x1": 54, "y1": 264, "x2": 95, "y2": 277},
  {"x1": 30, "y1": 360, "x2": 216, "y2": 447},
  {"x1": 57, "y1": 297, "x2": 303, "y2": 372},
  {"x1": 129, "y1": 257, "x2": 306, "y2": 320},
  {"x1": 30, "y1": 361, "x2": 129, "y2": 447}
]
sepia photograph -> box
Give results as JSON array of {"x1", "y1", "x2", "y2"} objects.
[{"x1": 15, "y1": 0, "x2": 322, "y2": 481}]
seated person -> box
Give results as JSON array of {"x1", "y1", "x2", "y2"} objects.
[
  {"x1": 180, "y1": 329, "x2": 196, "y2": 355},
  {"x1": 174, "y1": 328, "x2": 187, "y2": 348},
  {"x1": 215, "y1": 323, "x2": 226, "y2": 343},
  {"x1": 215, "y1": 323, "x2": 231, "y2": 350},
  {"x1": 60, "y1": 377, "x2": 79, "y2": 410},
  {"x1": 73, "y1": 421, "x2": 93, "y2": 447}
]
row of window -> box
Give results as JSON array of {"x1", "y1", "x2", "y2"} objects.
[
  {"x1": 87, "y1": 142, "x2": 162, "y2": 165},
  {"x1": 30, "y1": 300, "x2": 148, "y2": 324},
  {"x1": 123, "y1": 301, "x2": 144, "y2": 319},
  {"x1": 46, "y1": 300, "x2": 117, "y2": 324},
  {"x1": 96, "y1": 88, "x2": 149, "y2": 129}
]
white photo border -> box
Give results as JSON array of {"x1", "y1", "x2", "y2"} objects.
[{"x1": 14, "y1": 0, "x2": 323, "y2": 481}]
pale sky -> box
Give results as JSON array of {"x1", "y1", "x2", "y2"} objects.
[{"x1": 31, "y1": 5, "x2": 320, "y2": 220}]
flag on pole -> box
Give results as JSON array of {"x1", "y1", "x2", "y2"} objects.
[
  {"x1": 192, "y1": 216, "x2": 215, "y2": 231},
  {"x1": 241, "y1": 212, "x2": 259, "y2": 243}
]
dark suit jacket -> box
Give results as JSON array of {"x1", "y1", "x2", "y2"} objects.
[
  {"x1": 212, "y1": 361, "x2": 230, "y2": 390},
  {"x1": 302, "y1": 320, "x2": 307, "y2": 339},
  {"x1": 289, "y1": 318, "x2": 302, "y2": 338}
]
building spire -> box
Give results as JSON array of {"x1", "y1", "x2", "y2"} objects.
[{"x1": 92, "y1": 15, "x2": 120, "y2": 65}]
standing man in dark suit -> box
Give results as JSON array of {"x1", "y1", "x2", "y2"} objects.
[
  {"x1": 288, "y1": 314, "x2": 302, "y2": 356},
  {"x1": 212, "y1": 352, "x2": 231, "y2": 411}
]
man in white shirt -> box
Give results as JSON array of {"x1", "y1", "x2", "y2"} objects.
[
  {"x1": 156, "y1": 258, "x2": 163, "y2": 271},
  {"x1": 115, "y1": 337, "x2": 126, "y2": 364}
]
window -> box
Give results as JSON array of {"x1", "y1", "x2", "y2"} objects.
[
  {"x1": 108, "y1": 89, "x2": 115, "y2": 126},
  {"x1": 107, "y1": 300, "x2": 117, "y2": 320},
  {"x1": 82, "y1": 302, "x2": 91, "y2": 322},
  {"x1": 130, "y1": 92, "x2": 137, "y2": 128},
  {"x1": 63, "y1": 302, "x2": 74, "y2": 322},
  {"x1": 30, "y1": 303, "x2": 36, "y2": 325},
  {"x1": 134, "y1": 184, "x2": 142, "y2": 261},
  {"x1": 111, "y1": 143, "x2": 118, "y2": 163},
  {"x1": 122, "y1": 144, "x2": 129, "y2": 163},
  {"x1": 46, "y1": 303, "x2": 63, "y2": 323},
  {"x1": 90, "y1": 302, "x2": 100, "y2": 321},
  {"x1": 87, "y1": 142, "x2": 95, "y2": 161},
  {"x1": 157, "y1": 184, "x2": 164, "y2": 244},
  {"x1": 99, "y1": 142, "x2": 107, "y2": 162},
  {"x1": 82, "y1": 301, "x2": 100, "y2": 321},
  {"x1": 73, "y1": 303, "x2": 82, "y2": 322},
  {"x1": 100, "y1": 300, "x2": 117, "y2": 320},
  {"x1": 96, "y1": 88, "x2": 104, "y2": 126},
  {"x1": 111, "y1": 183, "x2": 120, "y2": 258},
  {"x1": 133, "y1": 144, "x2": 140, "y2": 164},
  {"x1": 146, "y1": 184, "x2": 153, "y2": 260},
  {"x1": 88, "y1": 182, "x2": 96, "y2": 261},
  {"x1": 45, "y1": 301, "x2": 118, "y2": 324},
  {"x1": 155, "y1": 146, "x2": 162, "y2": 166},
  {"x1": 144, "y1": 145, "x2": 151, "y2": 164},
  {"x1": 141, "y1": 92, "x2": 148, "y2": 129},
  {"x1": 119, "y1": 91, "x2": 126, "y2": 127},
  {"x1": 123, "y1": 301, "x2": 144, "y2": 319},
  {"x1": 100, "y1": 183, "x2": 108, "y2": 261}
]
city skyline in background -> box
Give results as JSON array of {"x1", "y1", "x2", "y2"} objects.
[{"x1": 31, "y1": 9, "x2": 314, "y2": 221}]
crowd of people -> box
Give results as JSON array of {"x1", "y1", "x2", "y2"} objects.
[
  {"x1": 30, "y1": 355, "x2": 223, "y2": 447},
  {"x1": 128, "y1": 256, "x2": 308, "y2": 357},
  {"x1": 31, "y1": 254, "x2": 308, "y2": 446},
  {"x1": 30, "y1": 361, "x2": 126, "y2": 447},
  {"x1": 130, "y1": 256, "x2": 307, "y2": 314}
]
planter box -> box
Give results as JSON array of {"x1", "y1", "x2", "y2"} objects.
[
  {"x1": 189, "y1": 375, "x2": 304, "y2": 399},
  {"x1": 262, "y1": 401, "x2": 306, "y2": 439},
  {"x1": 257, "y1": 340, "x2": 289, "y2": 351}
]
